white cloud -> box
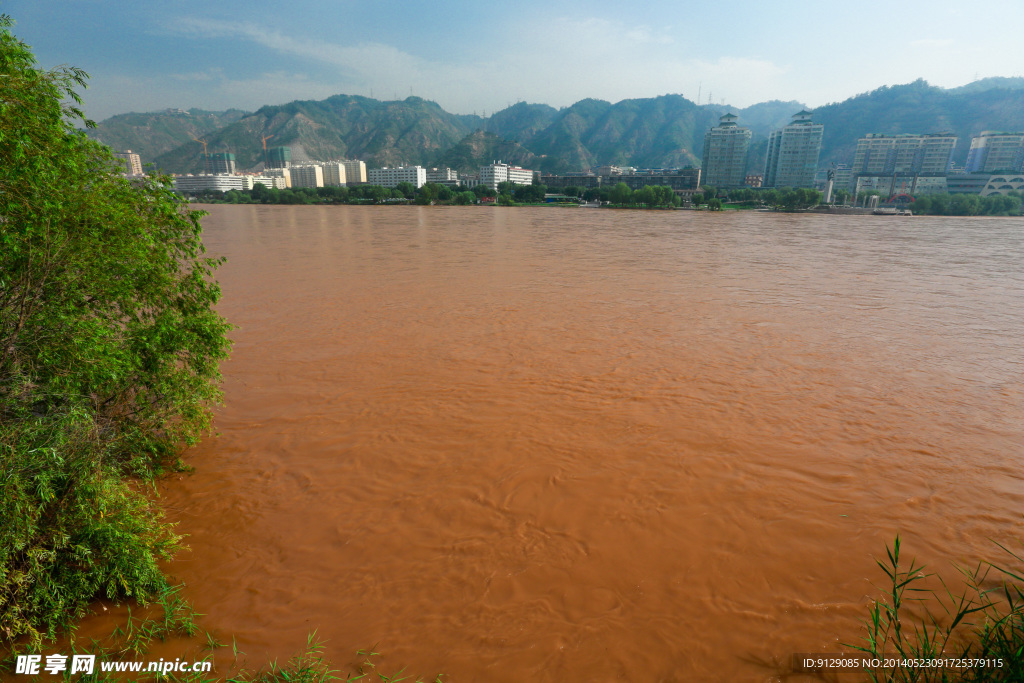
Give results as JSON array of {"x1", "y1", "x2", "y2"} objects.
[
  {"x1": 154, "y1": 15, "x2": 793, "y2": 115},
  {"x1": 910, "y1": 38, "x2": 954, "y2": 49}
]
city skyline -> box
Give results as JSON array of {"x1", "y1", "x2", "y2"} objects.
[{"x1": 5, "y1": 0, "x2": 1023, "y2": 122}]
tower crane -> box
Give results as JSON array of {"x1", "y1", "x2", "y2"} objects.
[{"x1": 190, "y1": 136, "x2": 209, "y2": 174}]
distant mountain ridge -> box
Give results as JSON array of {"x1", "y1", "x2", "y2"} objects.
[
  {"x1": 85, "y1": 78, "x2": 1024, "y2": 176},
  {"x1": 85, "y1": 108, "x2": 249, "y2": 164}
]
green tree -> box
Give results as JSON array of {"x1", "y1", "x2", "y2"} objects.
[
  {"x1": 415, "y1": 182, "x2": 440, "y2": 205},
  {"x1": 435, "y1": 184, "x2": 454, "y2": 202},
  {"x1": 395, "y1": 181, "x2": 416, "y2": 199},
  {"x1": 513, "y1": 183, "x2": 545, "y2": 203},
  {"x1": 610, "y1": 182, "x2": 632, "y2": 205},
  {"x1": 0, "y1": 17, "x2": 231, "y2": 646}
]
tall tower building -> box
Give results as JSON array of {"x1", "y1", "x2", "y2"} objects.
[
  {"x1": 321, "y1": 162, "x2": 348, "y2": 187},
  {"x1": 340, "y1": 159, "x2": 367, "y2": 183},
  {"x1": 290, "y1": 165, "x2": 324, "y2": 189},
  {"x1": 966, "y1": 132, "x2": 1024, "y2": 173},
  {"x1": 763, "y1": 110, "x2": 824, "y2": 189},
  {"x1": 701, "y1": 113, "x2": 752, "y2": 189},
  {"x1": 112, "y1": 150, "x2": 143, "y2": 175},
  {"x1": 267, "y1": 146, "x2": 292, "y2": 169},
  {"x1": 205, "y1": 152, "x2": 235, "y2": 174}
]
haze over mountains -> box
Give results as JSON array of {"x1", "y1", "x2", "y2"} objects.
[{"x1": 86, "y1": 77, "x2": 1024, "y2": 177}]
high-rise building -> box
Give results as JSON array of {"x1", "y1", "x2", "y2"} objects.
[
  {"x1": 112, "y1": 150, "x2": 143, "y2": 175},
  {"x1": 701, "y1": 113, "x2": 752, "y2": 189},
  {"x1": 321, "y1": 163, "x2": 348, "y2": 187},
  {"x1": 340, "y1": 159, "x2": 367, "y2": 183},
  {"x1": 290, "y1": 165, "x2": 324, "y2": 189},
  {"x1": 205, "y1": 153, "x2": 236, "y2": 174},
  {"x1": 267, "y1": 146, "x2": 292, "y2": 169},
  {"x1": 763, "y1": 111, "x2": 824, "y2": 189},
  {"x1": 965, "y1": 132, "x2": 1024, "y2": 173},
  {"x1": 852, "y1": 133, "x2": 957, "y2": 175}
]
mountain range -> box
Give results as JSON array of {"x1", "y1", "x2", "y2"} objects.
[{"x1": 85, "y1": 77, "x2": 1024, "y2": 177}]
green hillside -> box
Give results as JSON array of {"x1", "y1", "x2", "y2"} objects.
[
  {"x1": 815, "y1": 79, "x2": 1024, "y2": 167},
  {"x1": 85, "y1": 79, "x2": 1024, "y2": 176},
  {"x1": 431, "y1": 130, "x2": 541, "y2": 174},
  {"x1": 85, "y1": 108, "x2": 248, "y2": 166},
  {"x1": 153, "y1": 95, "x2": 475, "y2": 174}
]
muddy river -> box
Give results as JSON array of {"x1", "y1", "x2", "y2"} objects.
[{"x1": 138, "y1": 205, "x2": 1021, "y2": 681}]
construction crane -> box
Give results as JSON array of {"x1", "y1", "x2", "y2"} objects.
[
  {"x1": 261, "y1": 134, "x2": 274, "y2": 169},
  {"x1": 190, "y1": 136, "x2": 209, "y2": 174}
]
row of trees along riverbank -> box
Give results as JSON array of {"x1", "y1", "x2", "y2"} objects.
[{"x1": 0, "y1": 15, "x2": 231, "y2": 649}]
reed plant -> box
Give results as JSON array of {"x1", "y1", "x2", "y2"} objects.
[{"x1": 850, "y1": 535, "x2": 1024, "y2": 682}]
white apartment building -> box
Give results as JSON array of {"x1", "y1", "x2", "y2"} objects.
[
  {"x1": 290, "y1": 165, "x2": 324, "y2": 189},
  {"x1": 763, "y1": 111, "x2": 824, "y2": 189},
  {"x1": 341, "y1": 159, "x2": 367, "y2": 183},
  {"x1": 113, "y1": 150, "x2": 143, "y2": 175},
  {"x1": 479, "y1": 162, "x2": 534, "y2": 190},
  {"x1": 426, "y1": 167, "x2": 459, "y2": 184},
  {"x1": 321, "y1": 163, "x2": 348, "y2": 187},
  {"x1": 852, "y1": 133, "x2": 957, "y2": 176},
  {"x1": 507, "y1": 166, "x2": 533, "y2": 185},
  {"x1": 250, "y1": 175, "x2": 288, "y2": 190},
  {"x1": 262, "y1": 167, "x2": 292, "y2": 188},
  {"x1": 701, "y1": 113, "x2": 752, "y2": 189},
  {"x1": 966, "y1": 132, "x2": 1024, "y2": 173},
  {"x1": 367, "y1": 166, "x2": 427, "y2": 188},
  {"x1": 172, "y1": 174, "x2": 254, "y2": 193}
]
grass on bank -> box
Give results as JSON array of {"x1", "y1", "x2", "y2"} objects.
[
  {"x1": 1, "y1": 584, "x2": 444, "y2": 682},
  {"x1": 848, "y1": 536, "x2": 1024, "y2": 682}
]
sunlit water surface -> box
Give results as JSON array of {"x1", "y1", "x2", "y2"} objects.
[{"x1": 106, "y1": 206, "x2": 1024, "y2": 681}]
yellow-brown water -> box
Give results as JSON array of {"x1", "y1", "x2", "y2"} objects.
[{"x1": 149, "y1": 206, "x2": 1022, "y2": 680}]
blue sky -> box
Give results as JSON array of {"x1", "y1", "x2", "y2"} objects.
[{"x1": 6, "y1": 0, "x2": 1023, "y2": 121}]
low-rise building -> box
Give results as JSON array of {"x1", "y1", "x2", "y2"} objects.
[
  {"x1": 980, "y1": 172, "x2": 1024, "y2": 196},
  {"x1": 479, "y1": 162, "x2": 534, "y2": 190},
  {"x1": 367, "y1": 166, "x2": 427, "y2": 189},
  {"x1": 262, "y1": 167, "x2": 292, "y2": 188},
  {"x1": 610, "y1": 168, "x2": 701, "y2": 192},
  {"x1": 947, "y1": 173, "x2": 992, "y2": 194},
  {"x1": 172, "y1": 174, "x2": 253, "y2": 194},
  {"x1": 426, "y1": 167, "x2": 459, "y2": 185},
  {"x1": 540, "y1": 173, "x2": 601, "y2": 189},
  {"x1": 855, "y1": 174, "x2": 948, "y2": 196},
  {"x1": 250, "y1": 175, "x2": 288, "y2": 190}
]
